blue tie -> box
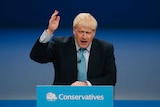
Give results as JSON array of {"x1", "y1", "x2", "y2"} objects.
[{"x1": 77, "y1": 48, "x2": 87, "y2": 81}]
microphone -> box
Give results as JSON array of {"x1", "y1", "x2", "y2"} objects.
[{"x1": 77, "y1": 59, "x2": 81, "y2": 63}]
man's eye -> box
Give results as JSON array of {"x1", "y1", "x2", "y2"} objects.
[
  {"x1": 86, "y1": 32, "x2": 91, "y2": 34},
  {"x1": 78, "y1": 31, "x2": 83, "y2": 33}
]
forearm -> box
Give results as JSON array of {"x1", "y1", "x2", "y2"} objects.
[
  {"x1": 39, "y1": 30, "x2": 53, "y2": 43},
  {"x1": 30, "y1": 40, "x2": 51, "y2": 63},
  {"x1": 30, "y1": 30, "x2": 54, "y2": 63},
  {"x1": 89, "y1": 56, "x2": 117, "y2": 86},
  {"x1": 89, "y1": 72, "x2": 116, "y2": 86}
]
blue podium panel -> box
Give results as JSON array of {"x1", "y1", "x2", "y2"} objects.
[{"x1": 37, "y1": 85, "x2": 114, "y2": 107}]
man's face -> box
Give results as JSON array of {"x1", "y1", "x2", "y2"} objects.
[{"x1": 73, "y1": 26, "x2": 96, "y2": 48}]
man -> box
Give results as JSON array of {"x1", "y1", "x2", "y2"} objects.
[{"x1": 30, "y1": 10, "x2": 117, "y2": 86}]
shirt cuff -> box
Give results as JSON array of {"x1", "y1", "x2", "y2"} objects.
[
  {"x1": 39, "y1": 30, "x2": 53, "y2": 43},
  {"x1": 86, "y1": 81, "x2": 92, "y2": 86}
]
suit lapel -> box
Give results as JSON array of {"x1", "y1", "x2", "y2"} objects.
[
  {"x1": 87, "y1": 40, "x2": 99, "y2": 75},
  {"x1": 64, "y1": 37, "x2": 78, "y2": 77}
]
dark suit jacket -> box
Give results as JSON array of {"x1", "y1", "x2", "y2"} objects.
[{"x1": 30, "y1": 36, "x2": 117, "y2": 86}]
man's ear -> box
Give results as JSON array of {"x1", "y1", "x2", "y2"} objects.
[
  {"x1": 93, "y1": 30, "x2": 96, "y2": 37},
  {"x1": 73, "y1": 28, "x2": 76, "y2": 35}
]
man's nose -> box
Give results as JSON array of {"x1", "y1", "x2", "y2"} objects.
[{"x1": 82, "y1": 32, "x2": 87, "y2": 38}]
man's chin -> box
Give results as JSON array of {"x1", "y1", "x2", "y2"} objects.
[{"x1": 80, "y1": 45, "x2": 88, "y2": 49}]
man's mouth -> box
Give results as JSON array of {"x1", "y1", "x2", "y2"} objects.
[{"x1": 81, "y1": 40, "x2": 87, "y2": 44}]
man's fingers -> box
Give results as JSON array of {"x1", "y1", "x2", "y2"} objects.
[
  {"x1": 55, "y1": 16, "x2": 60, "y2": 21},
  {"x1": 51, "y1": 10, "x2": 59, "y2": 18},
  {"x1": 49, "y1": 17, "x2": 60, "y2": 24},
  {"x1": 50, "y1": 10, "x2": 60, "y2": 23}
]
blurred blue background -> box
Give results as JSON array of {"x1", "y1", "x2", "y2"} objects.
[
  {"x1": 0, "y1": 0, "x2": 160, "y2": 101},
  {"x1": 1, "y1": 0, "x2": 160, "y2": 28}
]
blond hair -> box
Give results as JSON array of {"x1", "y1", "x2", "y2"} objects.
[{"x1": 73, "y1": 13, "x2": 98, "y2": 30}]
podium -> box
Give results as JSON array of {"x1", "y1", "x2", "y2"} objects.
[{"x1": 37, "y1": 85, "x2": 114, "y2": 107}]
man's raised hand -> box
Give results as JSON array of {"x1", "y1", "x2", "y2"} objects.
[{"x1": 46, "y1": 10, "x2": 60, "y2": 34}]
